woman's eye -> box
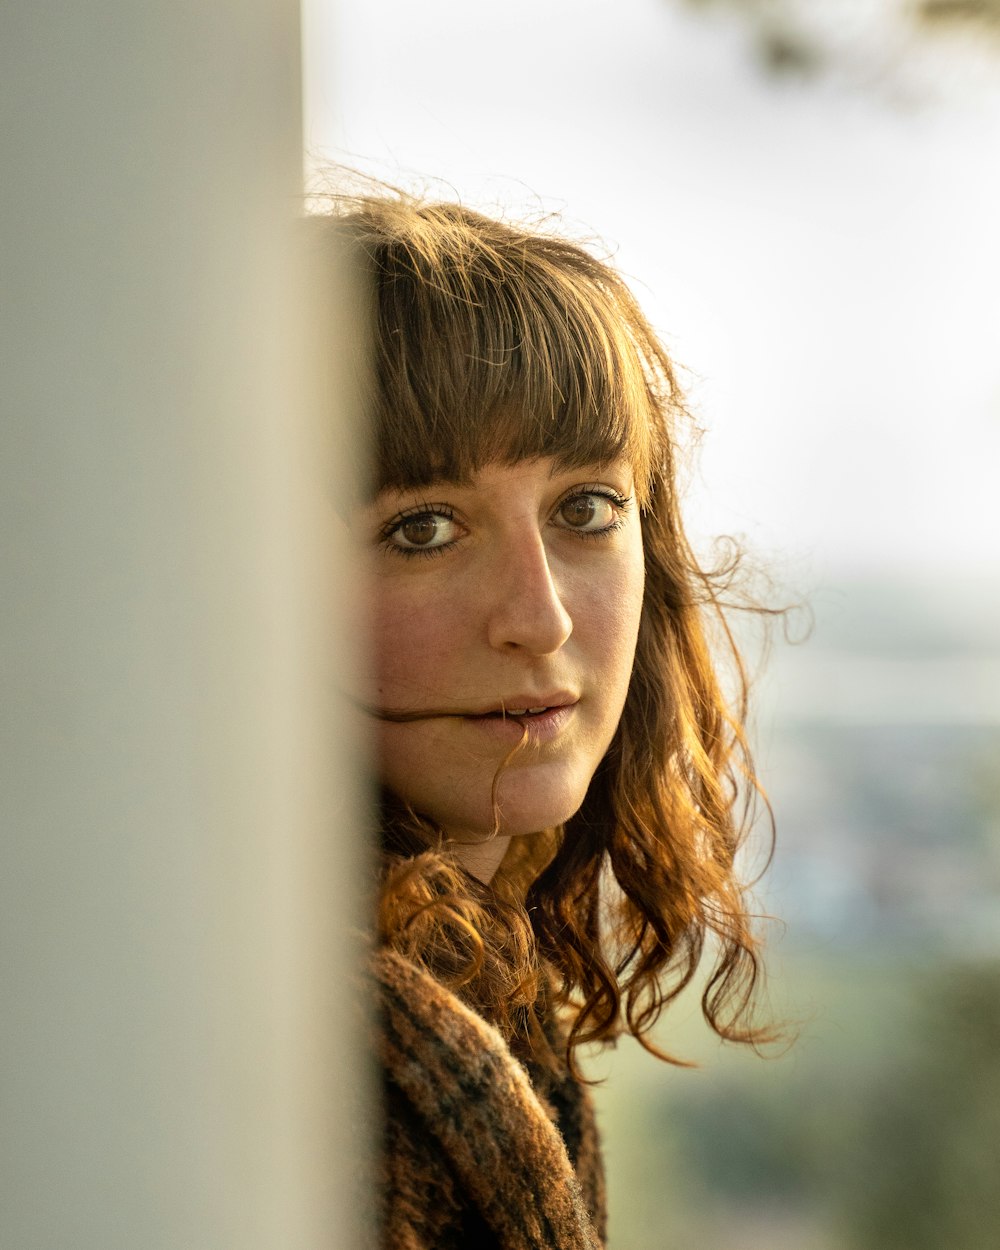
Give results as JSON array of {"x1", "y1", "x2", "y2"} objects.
[
  {"x1": 385, "y1": 511, "x2": 460, "y2": 552},
  {"x1": 554, "y1": 491, "x2": 625, "y2": 534}
]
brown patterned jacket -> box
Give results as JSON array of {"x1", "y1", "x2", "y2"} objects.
[{"x1": 374, "y1": 948, "x2": 606, "y2": 1249}]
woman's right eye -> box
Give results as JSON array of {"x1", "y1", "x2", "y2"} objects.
[{"x1": 383, "y1": 510, "x2": 461, "y2": 554}]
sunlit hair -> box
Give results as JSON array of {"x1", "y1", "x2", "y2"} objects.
[{"x1": 332, "y1": 191, "x2": 777, "y2": 1069}]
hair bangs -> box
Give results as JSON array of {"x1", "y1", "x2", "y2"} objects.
[{"x1": 361, "y1": 203, "x2": 666, "y2": 501}]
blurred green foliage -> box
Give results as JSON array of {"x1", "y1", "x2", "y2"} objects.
[
  {"x1": 596, "y1": 957, "x2": 1000, "y2": 1249},
  {"x1": 842, "y1": 961, "x2": 1000, "y2": 1250}
]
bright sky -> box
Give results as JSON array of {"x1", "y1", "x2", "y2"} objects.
[{"x1": 303, "y1": 0, "x2": 1000, "y2": 583}]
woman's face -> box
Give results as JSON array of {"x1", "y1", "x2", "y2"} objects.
[{"x1": 356, "y1": 456, "x2": 645, "y2": 879}]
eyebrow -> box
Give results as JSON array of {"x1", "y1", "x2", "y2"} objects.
[{"x1": 377, "y1": 455, "x2": 633, "y2": 496}]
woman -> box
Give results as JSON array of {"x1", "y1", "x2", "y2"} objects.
[{"x1": 338, "y1": 193, "x2": 772, "y2": 1249}]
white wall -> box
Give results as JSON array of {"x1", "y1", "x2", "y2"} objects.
[{"x1": 1, "y1": 4, "x2": 369, "y2": 1247}]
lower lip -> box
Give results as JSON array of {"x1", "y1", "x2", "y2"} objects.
[{"x1": 463, "y1": 703, "x2": 576, "y2": 744}]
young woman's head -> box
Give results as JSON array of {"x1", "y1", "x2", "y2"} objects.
[
  {"x1": 334, "y1": 194, "x2": 771, "y2": 1062},
  {"x1": 362, "y1": 454, "x2": 645, "y2": 882}
]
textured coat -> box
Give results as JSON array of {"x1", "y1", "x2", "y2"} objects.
[{"x1": 374, "y1": 948, "x2": 606, "y2": 1249}]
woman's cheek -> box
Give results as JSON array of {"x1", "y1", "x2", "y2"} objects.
[{"x1": 370, "y1": 581, "x2": 463, "y2": 705}]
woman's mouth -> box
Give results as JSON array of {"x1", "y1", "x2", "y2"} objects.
[
  {"x1": 464, "y1": 700, "x2": 578, "y2": 743},
  {"x1": 478, "y1": 705, "x2": 549, "y2": 718}
]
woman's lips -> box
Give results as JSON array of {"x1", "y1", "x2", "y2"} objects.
[{"x1": 463, "y1": 701, "x2": 578, "y2": 744}]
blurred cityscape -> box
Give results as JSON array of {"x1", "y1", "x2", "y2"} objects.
[
  {"x1": 762, "y1": 575, "x2": 1000, "y2": 957},
  {"x1": 306, "y1": 0, "x2": 1000, "y2": 1242},
  {"x1": 595, "y1": 574, "x2": 1000, "y2": 1249}
]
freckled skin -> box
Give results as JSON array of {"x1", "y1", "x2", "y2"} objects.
[{"x1": 356, "y1": 457, "x2": 645, "y2": 879}]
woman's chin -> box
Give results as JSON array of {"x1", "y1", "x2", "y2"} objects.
[{"x1": 443, "y1": 782, "x2": 586, "y2": 845}]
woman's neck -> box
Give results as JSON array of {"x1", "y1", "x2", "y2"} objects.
[{"x1": 449, "y1": 833, "x2": 512, "y2": 883}]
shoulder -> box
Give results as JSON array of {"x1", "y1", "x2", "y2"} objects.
[{"x1": 373, "y1": 947, "x2": 604, "y2": 1250}]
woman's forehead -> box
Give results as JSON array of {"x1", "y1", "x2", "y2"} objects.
[
  {"x1": 373, "y1": 404, "x2": 656, "y2": 501},
  {"x1": 374, "y1": 453, "x2": 637, "y2": 497},
  {"x1": 378, "y1": 447, "x2": 636, "y2": 488}
]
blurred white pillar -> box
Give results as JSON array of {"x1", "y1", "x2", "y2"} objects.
[{"x1": 1, "y1": 4, "x2": 370, "y2": 1249}]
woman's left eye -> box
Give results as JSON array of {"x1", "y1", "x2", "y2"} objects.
[{"x1": 553, "y1": 490, "x2": 628, "y2": 535}]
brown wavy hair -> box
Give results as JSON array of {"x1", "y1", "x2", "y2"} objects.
[{"x1": 333, "y1": 191, "x2": 776, "y2": 1069}]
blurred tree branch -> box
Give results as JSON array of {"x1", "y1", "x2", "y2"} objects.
[
  {"x1": 919, "y1": 0, "x2": 1000, "y2": 28},
  {"x1": 678, "y1": 0, "x2": 1000, "y2": 80}
]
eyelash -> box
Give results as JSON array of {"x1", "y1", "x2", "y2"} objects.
[{"x1": 378, "y1": 487, "x2": 632, "y2": 559}]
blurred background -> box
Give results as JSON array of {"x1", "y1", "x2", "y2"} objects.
[{"x1": 302, "y1": 2, "x2": 1000, "y2": 1245}]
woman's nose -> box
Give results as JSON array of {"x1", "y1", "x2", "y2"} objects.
[{"x1": 484, "y1": 535, "x2": 573, "y2": 655}]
